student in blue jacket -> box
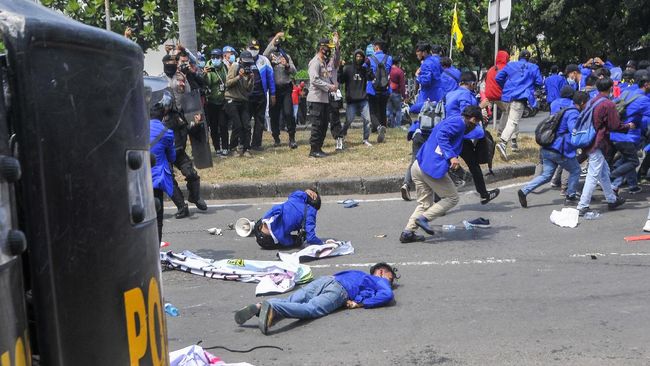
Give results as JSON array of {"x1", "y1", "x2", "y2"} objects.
[
  {"x1": 234, "y1": 262, "x2": 398, "y2": 335},
  {"x1": 440, "y1": 56, "x2": 460, "y2": 95},
  {"x1": 517, "y1": 92, "x2": 590, "y2": 208},
  {"x1": 544, "y1": 65, "x2": 567, "y2": 104},
  {"x1": 149, "y1": 92, "x2": 176, "y2": 242},
  {"x1": 399, "y1": 106, "x2": 482, "y2": 243},
  {"x1": 252, "y1": 189, "x2": 323, "y2": 249},
  {"x1": 550, "y1": 86, "x2": 575, "y2": 114},
  {"x1": 495, "y1": 49, "x2": 543, "y2": 160},
  {"x1": 446, "y1": 72, "x2": 500, "y2": 205},
  {"x1": 610, "y1": 74, "x2": 650, "y2": 194},
  {"x1": 410, "y1": 42, "x2": 442, "y2": 114}
]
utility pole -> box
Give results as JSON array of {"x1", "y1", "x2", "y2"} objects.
[{"x1": 104, "y1": 0, "x2": 110, "y2": 31}]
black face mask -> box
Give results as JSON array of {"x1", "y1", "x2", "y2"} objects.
[
  {"x1": 164, "y1": 64, "x2": 177, "y2": 77},
  {"x1": 306, "y1": 194, "x2": 321, "y2": 210}
]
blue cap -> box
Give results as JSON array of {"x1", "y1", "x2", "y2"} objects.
[
  {"x1": 222, "y1": 46, "x2": 238, "y2": 56},
  {"x1": 210, "y1": 48, "x2": 223, "y2": 57}
]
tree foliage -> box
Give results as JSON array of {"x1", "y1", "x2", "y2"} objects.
[{"x1": 43, "y1": 0, "x2": 650, "y2": 72}]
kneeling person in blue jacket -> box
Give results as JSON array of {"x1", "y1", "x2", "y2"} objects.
[
  {"x1": 400, "y1": 106, "x2": 482, "y2": 243},
  {"x1": 253, "y1": 189, "x2": 323, "y2": 249},
  {"x1": 234, "y1": 262, "x2": 398, "y2": 335}
]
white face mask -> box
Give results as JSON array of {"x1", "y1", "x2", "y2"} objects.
[{"x1": 249, "y1": 49, "x2": 259, "y2": 58}]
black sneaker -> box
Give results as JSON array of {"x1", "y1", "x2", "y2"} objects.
[
  {"x1": 578, "y1": 206, "x2": 592, "y2": 216},
  {"x1": 174, "y1": 204, "x2": 190, "y2": 219},
  {"x1": 564, "y1": 194, "x2": 579, "y2": 206},
  {"x1": 309, "y1": 150, "x2": 327, "y2": 158},
  {"x1": 415, "y1": 216, "x2": 435, "y2": 235},
  {"x1": 628, "y1": 187, "x2": 642, "y2": 194},
  {"x1": 235, "y1": 304, "x2": 259, "y2": 325},
  {"x1": 189, "y1": 198, "x2": 207, "y2": 211},
  {"x1": 273, "y1": 138, "x2": 281, "y2": 147},
  {"x1": 517, "y1": 189, "x2": 528, "y2": 208},
  {"x1": 258, "y1": 301, "x2": 278, "y2": 335},
  {"x1": 400, "y1": 183, "x2": 412, "y2": 201},
  {"x1": 377, "y1": 126, "x2": 386, "y2": 143},
  {"x1": 289, "y1": 140, "x2": 298, "y2": 149},
  {"x1": 607, "y1": 196, "x2": 626, "y2": 210},
  {"x1": 468, "y1": 217, "x2": 491, "y2": 228},
  {"x1": 399, "y1": 231, "x2": 426, "y2": 243},
  {"x1": 481, "y1": 189, "x2": 500, "y2": 205}
]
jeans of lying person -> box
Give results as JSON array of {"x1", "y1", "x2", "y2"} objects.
[
  {"x1": 577, "y1": 149, "x2": 618, "y2": 209},
  {"x1": 268, "y1": 276, "x2": 348, "y2": 319},
  {"x1": 522, "y1": 149, "x2": 581, "y2": 196},
  {"x1": 343, "y1": 100, "x2": 371, "y2": 140}
]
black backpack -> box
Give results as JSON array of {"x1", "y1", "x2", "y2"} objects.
[
  {"x1": 371, "y1": 55, "x2": 390, "y2": 92},
  {"x1": 535, "y1": 107, "x2": 574, "y2": 147}
]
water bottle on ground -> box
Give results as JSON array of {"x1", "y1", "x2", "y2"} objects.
[
  {"x1": 441, "y1": 225, "x2": 456, "y2": 232},
  {"x1": 164, "y1": 302, "x2": 179, "y2": 317},
  {"x1": 583, "y1": 211, "x2": 601, "y2": 220},
  {"x1": 462, "y1": 220, "x2": 474, "y2": 230}
]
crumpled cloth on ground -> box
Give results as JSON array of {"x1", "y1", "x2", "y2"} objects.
[
  {"x1": 550, "y1": 207, "x2": 579, "y2": 228},
  {"x1": 277, "y1": 241, "x2": 354, "y2": 265},
  {"x1": 170, "y1": 345, "x2": 254, "y2": 366},
  {"x1": 160, "y1": 250, "x2": 313, "y2": 295}
]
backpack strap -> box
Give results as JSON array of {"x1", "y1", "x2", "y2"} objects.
[{"x1": 149, "y1": 124, "x2": 170, "y2": 148}]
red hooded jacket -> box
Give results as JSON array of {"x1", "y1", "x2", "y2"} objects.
[{"x1": 485, "y1": 51, "x2": 509, "y2": 101}]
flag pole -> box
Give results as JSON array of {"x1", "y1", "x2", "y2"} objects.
[{"x1": 449, "y1": 3, "x2": 456, "y2": 59}]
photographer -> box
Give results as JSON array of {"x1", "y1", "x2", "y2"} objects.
[
  {"x1": 225, "y1": 51, "x2": 255, "y2": 157},
  {"x1": 204, "y1": 49, "x2": 229, "y2": 156},
  {"x1": 265, "y1": 31, "x2": 298, "y2": 149}
]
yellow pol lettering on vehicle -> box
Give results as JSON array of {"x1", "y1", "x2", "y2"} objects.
[
  {"x1": 0, "y1": 331, "x2": 31, "y2": 366},
  {"x1": 123, "y1": 277, "x2": 168, "y2": 366}
]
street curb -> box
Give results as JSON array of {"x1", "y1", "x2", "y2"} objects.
[{"x1": 190, "y1": 163, "x2": 536, "y2": 200}]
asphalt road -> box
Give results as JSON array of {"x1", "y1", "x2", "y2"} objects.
[{"x1": 161, "y1": 177, "x2": 650, "y2": 366}]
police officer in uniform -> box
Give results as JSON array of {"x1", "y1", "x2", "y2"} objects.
[{"x1": 162, "y1": 52, "x2": 208, "y2": 218}]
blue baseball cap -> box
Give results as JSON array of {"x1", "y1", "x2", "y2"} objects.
[
  {"x1": 222, "y1": 46, "x2": 238, "y2": 56},
  {"x1": 210, "y1": 48, "x2": 223, "y2": 57}
]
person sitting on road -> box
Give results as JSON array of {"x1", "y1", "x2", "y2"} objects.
[
  {"x1": 252, "y1": 189, "x2": 323, "y2": 249},
  {"x1": 234, "y1": 262, "x2": 398, "y2": 335}
]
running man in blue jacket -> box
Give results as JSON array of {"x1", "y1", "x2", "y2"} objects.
[
  {"x1": 252, "y1": 189, "x2": 323, "y2": 249},
  {"x1": 495, "y1": 49, "x2": 543, "y2": 160},
  {"x1": 234, "y1": 262, "x2": 398, "y2": 335}
]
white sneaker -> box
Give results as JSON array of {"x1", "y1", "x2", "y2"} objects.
[
  {"x1": 644, "y1": 220, "x2": 650, "y2": 232},
  {"x1": 363, "y1": 140, "x2": 373, "y2": 147},
  {"x1": 335, "y1": 137, "x2": 343, "y2": 150}
]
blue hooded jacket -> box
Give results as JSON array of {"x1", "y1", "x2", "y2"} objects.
[
  {"x1": 333, "y1": 270, "x2": 394, "y2": 308},
  {"x1": 149, "y1": 119, "x2": 176, "y2": 196},
  {"x1": 253, "y1": 54, "x2": 276, "y2": 96},
  {"x1": 445, "y1": 87, "x2": 477, "y2": 118},
  {"x1": 495, "y1": 59, "x2": 543, "y2": 102},
  {"x1": 366, "y1": 51, "x2": 393, "y2": 96},
  {"x1": 544, "y1": 73, "x2": 566, "y2": 103},
  {"x1": 262, "y1": 190, "x2": 321, "y2": 246},
  {"x1": 416, "y1": 54, "x2": 443, "y2": 103},
  {"x1": 610, "y1": 89, "x2": 650, "y2": 144},
  {"x1": 545, "y1": 107, "x2": 579, "y2": 158},
  {"x1": 441, "y1": 66, "x2": 461, "y2": 95},
  {"x1": 550, "y1": 97, "x2": 573, "y2": 115},
  {"x1": 416, "y1": 115, "x2": 467, "y2": 179}
]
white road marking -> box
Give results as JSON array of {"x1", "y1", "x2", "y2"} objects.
[
  {"x1": 571, "y1": 252, "x2": 650, "y2": 258},
  {"x1": 308, "y1": 257, "x2": 517, "y2": 269},
  {"x1": 165, "y1": 182, "x2": 528, "y2": 210}
]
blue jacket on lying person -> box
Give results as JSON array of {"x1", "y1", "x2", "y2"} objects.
[{"x1": 255, "y1": 189, "x2": 323, "y2": 249}]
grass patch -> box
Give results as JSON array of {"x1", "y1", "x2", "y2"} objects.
[{"x1": 193, "y1": 125, "x2": 539, "y2": 184}]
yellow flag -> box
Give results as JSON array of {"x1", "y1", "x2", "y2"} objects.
[{"x1": 451, "y1": 6, "x2": 464, "y2": 51}]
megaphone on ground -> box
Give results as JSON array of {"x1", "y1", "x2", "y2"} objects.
[{"x1": 235, "y1": 218, "x2": 256, "y2": 237}]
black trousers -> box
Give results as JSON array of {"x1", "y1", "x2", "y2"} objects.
[
  {"x1": 154, "y1": 188, "x2": 164, "y2": 243},
  {"x1": 170, "y1": 149, "x2": 201, "y2": 208},
  {"x1": 308, "y1": 102, "x2": 330, "y2": 152},
  {"x1": 460, "y1": 139, "x2": 489, "y2": 198},
  {"x1": 250, "y1": 95, "x2": 268, "y2": 148},
  {"x1": 205, "y1": 102, "x2": 228, "y2": 152},
  {"x1": 226, "y1": 100, "x2": 251, "y2": 151},
  {"x1": 328, "y1": 99, "x2": 343, "y2": 139},
  {"x1": 368, "y1": 93, "x2": 389, "y2": 128},
  {"x1": 270, "y1": 84, "x2": 296, "y2": 141},
  {"x1": 297, "y1": 98, "x2": 308, "y2": 125}
]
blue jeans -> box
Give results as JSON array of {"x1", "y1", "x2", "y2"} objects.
[
  {"x1": 578, "y1": 149, "x2": 618, "y2": 209},
  {"x1": 344, "y1": 100, "x2": 371, "y2": 140},
  {"x1": 387, "y1": 93, "x2": 403, "y2": 128},
  {"x1": 522, "y1": 149, "x2": 581, "y2": 196},
  {"x1": 268, "y1": 276, "x2": 348, "y2": 320}
]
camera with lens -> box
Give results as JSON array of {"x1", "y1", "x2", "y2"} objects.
[{"x1": 240, "y1": 61, "x2": 253, "y2": 74}]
